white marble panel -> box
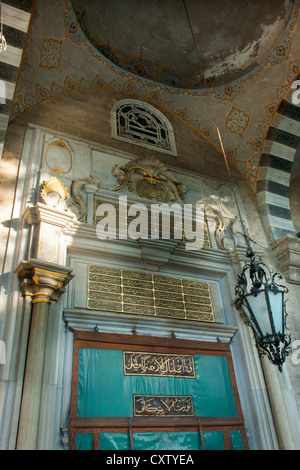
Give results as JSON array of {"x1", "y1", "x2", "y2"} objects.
[
  {"x1": 91, "y1": 150, "x2": 129, "y2": 186},
  {"x1": 0, "y1": 113, "x2": 9, "y2": 130},
  {"x1": 269, "y1": 214, "x2": 295, "y2": 230},
  {"x1": 0, "y1": 80, "x2": 15, "y2": 101},
  {"x1": 0, "y1": 44, "x2": 22, "y2": 67},
  {"x1": 265, "y1": 167, "x2": 291, "y2": 185},
  {"x1": 278, "y1": 115, "x2": 300, "y2": 137},
  {"x1": 265, "y1": 192, "x2": 292, "y2": 209},
  {"x1": 2, "y1": 3, "x2": 31, "y2": 32},
  {"x1": 72, "y1": 141, "x2": 92, "y2": 180},
  {"x1": 269, "y1": 141, "x2": 297, "y2": 161},
  {"x1": 72, "y1": 260, "x2": 88, "y2": 309}
]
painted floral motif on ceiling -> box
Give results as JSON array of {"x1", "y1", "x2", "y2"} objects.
[
  {"x1": 39, "y1": 38, "x2": 62, "y2": 69},
  {"x1": 9, "y1": 0, "x2": 300, "y2": 194},
  {"x1": 225, "y1": 107, "x2": 249, "y2": 137}
]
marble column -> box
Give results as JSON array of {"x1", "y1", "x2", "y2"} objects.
[
  {"x1": 14, "y1": 259, "x2": 74, "y2": 450},
  {"x1": 261, "y1": 355, "x2": 300, "y2": 450}
]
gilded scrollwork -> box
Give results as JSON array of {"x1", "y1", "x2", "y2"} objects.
[
  {"x1": 111, "y1": 155, "x2": 187, "y2": 204},
  {"x1": 69, "y1": 156, "x2": 187, "y2": 222},
  {"x1": 67, "y1": 156, "x2": 239, "y2": 254},
  {"x1": 202, "y1": 203, "x2": 248, "y2": 252},
  {"x1": 70, "y1": 175, "x2": 102, "y2": 221},
  {"x1": 203, "y1": 204, "x2": 227, "y2": 251}
]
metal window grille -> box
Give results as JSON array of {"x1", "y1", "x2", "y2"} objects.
[{"x1": 115, "y1": 102, "x2": 172, "y2": 152}]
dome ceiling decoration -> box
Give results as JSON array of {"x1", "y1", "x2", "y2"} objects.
[
  {"x1": 8, "y1": 0, "x2": 300, "y2": 194},
  {"x1": 71, "y1": 0, "x2": 294, "y2": 90}
]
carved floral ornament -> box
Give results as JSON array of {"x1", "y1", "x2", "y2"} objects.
[
  {"x1": 39, "y1": 157, "x2": 244, "y2": 252},
  {"x1": 70, "y1": 156, "x2": 188, "y2": 222},
  {"x1": 111, "y1": 155, "x2": 187, "y2": 205}
]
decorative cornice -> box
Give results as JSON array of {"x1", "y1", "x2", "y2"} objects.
[
  {"x1": 63, "y1": 308, "x2": 238, "y2": 344},
  {"x1": 23, "y1": 203, "x2": 77, "y2": 229}
]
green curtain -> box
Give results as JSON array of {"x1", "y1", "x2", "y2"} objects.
[
  {"x1": 100, "y1": 431, "x2": 202, "y2": 450},
  {"x1": 75, "y1": 431, "x2": 244, "y2": 450},
  {"x1": 76, "y1": 433, "x2": 93, "y2": 450},
  {"x1": 230, "y1": 430, "x2": 244, "y2": 450},
  {"x1": 75, "y1": 347, "x2": 241, "y2": 450},
  {"x1": 77, "y1": 348, "x2": 237, "y2": 418}
]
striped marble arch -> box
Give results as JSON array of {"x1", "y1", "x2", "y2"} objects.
[
  {"x1": 0, "y1": 1, "x2": 32, "y2": 157},
  {"x1": 257, "y1": 90, "x2": 300, "y2": 243}
]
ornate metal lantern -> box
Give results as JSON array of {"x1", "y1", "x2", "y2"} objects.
[{"x1": 235, "y1": 246, "x2": 292, "y2": 372}]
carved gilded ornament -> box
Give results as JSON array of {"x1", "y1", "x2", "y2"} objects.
[
  {"x1": 67, "y1": 155, "x2": 233, "y2": 252},
  {"x1": 70, "y1": 175, "x2": 102, "y2": 222},
  {"x1": 44, "y1": 138, "x2": 73, "y2": 175},
  {"x1": 69, "y1": 156, "x2": 187, "y2": 222},
  {"x1": 14, "y1": 260, "x2": 74, "y2": 303},
  {"x1": 40, "y1": 177, "x2": 69, "y2": 209},
  {"x1": 110, "y1": 156, "x2": 230, "y2": 251},
  {"x1": 203, "y1": 204, "x2": 227, "y2": 251},
  {"x1": 111, "y1": 156, "x2": 187, "y2": 205}
]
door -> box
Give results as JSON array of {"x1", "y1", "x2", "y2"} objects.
[{"x1": 69, "y1": 331, "x2": 248, "y2": 450}]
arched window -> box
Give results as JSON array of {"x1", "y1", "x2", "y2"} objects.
[{"x1": 112, "y1": 100, "x2": 177, "y2": 156}]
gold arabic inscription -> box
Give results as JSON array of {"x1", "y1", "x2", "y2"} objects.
[
  {"x1": 87, "y1": 265, "x2": 214, "y2": 323},
  {"x1": 134, "y1": 395, "x2": 194, "y2": 417},
  {"x1": 123, "y1": 351, "x2": 195, "y2": 378}
]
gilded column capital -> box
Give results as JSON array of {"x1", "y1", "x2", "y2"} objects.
[{"x1": 14, "y1": 258, "x2": 74, "y2": 303}]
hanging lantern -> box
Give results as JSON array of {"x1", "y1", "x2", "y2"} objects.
[{"x1": 235, "y1": 246, "x2": 292, "y2": 372}]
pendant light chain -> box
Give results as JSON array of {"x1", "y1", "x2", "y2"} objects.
[
  {"x1": 182, "y1": 0, "x2": 251, "y2": 252},
  {"x1": 183, "y1": 0, "x2": 291, "y2": 372}
]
